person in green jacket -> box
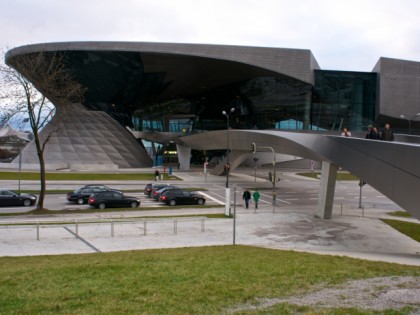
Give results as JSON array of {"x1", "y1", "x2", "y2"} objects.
[{"x1": 253, "y1": 190, "x2": 260, "y2": 209}]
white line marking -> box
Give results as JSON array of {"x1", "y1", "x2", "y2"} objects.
[{"x1": 199, "y1": 192, "x2": 225, "y2": 205}]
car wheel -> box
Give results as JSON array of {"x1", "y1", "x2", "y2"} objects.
[
  {"x1": 98, "y1": 202, "x2": 106, "y2": 210},
  {"x1": 77, "y1": 198, "x2": 84, "y2": 205},
  {"x1": 23, "y1": 199, "x2": 32, "y2": 207},
  {"x1": 130, "y1": 201, "x2": 138, "y2": 208},
  {"x1": 169, "y1": 199, "x2": 176, "y2": 206},
  {"x1": 197, "y1": 199, "x2": 205, "y2": 205}
]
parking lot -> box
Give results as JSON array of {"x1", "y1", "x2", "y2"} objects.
[
  {"x1": 0, "y1": 169, "x2": 404, "y2": 213},
  {"x1": 0, "y1": 168, "x2": 419, "y2": 265}
]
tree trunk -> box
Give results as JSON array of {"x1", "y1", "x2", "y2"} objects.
[
  {"x1": 34, "y1": 135, "x2": 46, "y2": 211},
  {"x1": 37, "y1": 151, "x2": 46, "y2": 210}
]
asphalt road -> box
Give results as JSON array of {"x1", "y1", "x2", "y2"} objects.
[{"x1": 0, "y1": 170, "x2": 401, "y2": 214}]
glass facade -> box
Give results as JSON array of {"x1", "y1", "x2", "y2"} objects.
[
  {"x1": 59, "y1": 50, "x2": 378, "y2": 164},
  {"x1": 312, "y1": 70, "x2": 377, "y2": 132},
  {"x1": 134, "y1": 76, "x2": 313, "y2": 132},
  {"x1": 14, "y1": 49, "x2": 378, "y2": 136}
]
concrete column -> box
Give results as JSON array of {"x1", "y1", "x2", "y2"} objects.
[
  {"x1": 176, "y1": 144, "x2": 191, "y2": 170},
  {"x1": 316, "y1": 161, "x2": 338, "y2": 219}
]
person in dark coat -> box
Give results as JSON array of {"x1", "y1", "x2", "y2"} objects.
[
  {"x1": 381, "y1": 123, "x2": 394, "y2": 141},
  {"x1": 242, "y1": 189, "x2": 251, "y2": 209},
  {"x1": 366, "y1": 126, "x2": 381, "y2": 140}
]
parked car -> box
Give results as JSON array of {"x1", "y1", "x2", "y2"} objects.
[
  {"x1": 144, "y1": 183, "x2": 169, "y2": 197},
  {"x1": 152, "y1": 185, "x2": 181, "y2": 201},
  {"x1": 0, "y1": 189, "x2": 37, "y2": 207},
  {"x1": 160, "y1": 190, "x2": 206, "y2": 206},
  {"x1": 88, "y1": 191, "x2": 140, "y2": 209},
  {"x1": 66, "y1": 185, "x2": 115, "y2": 204}
]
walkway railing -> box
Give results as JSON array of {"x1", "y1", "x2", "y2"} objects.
[{"x1": 0, "y1": 216, "x2": 207, "y2": 240}]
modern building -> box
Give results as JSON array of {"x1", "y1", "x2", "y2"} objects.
[
  {"x1": 4, "y1": 42, "x2": 420, "y2": 170},
  {"x1": 5, "y1": 42, "x2": 420, "y2": 220}
]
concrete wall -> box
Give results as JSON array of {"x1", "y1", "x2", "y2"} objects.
[{"x1": 373, "y1": 57, "x2": 420, "y2": 119}]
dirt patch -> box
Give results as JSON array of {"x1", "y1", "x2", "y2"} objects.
[{"x1": 227, "y1": 276, "x2": 420, "y2": 313}]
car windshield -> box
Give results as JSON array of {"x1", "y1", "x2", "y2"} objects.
[{"x1": 1, "y1": 190, "x2": 16, "y2": 196}]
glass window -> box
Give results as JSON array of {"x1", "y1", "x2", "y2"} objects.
[{"x1": 313, "y1": 70, "x2": 377, "y2": 131}]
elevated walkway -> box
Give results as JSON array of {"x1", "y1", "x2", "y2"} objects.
[{"x1": 179, "y1": 130, "x2": 420, "y2": 220}]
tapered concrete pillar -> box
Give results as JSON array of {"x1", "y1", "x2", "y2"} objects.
[
  {"x1": 176, "y1": 144, "x2": 191, "y2": 170},
  {"x1": 316, "y1": 161, "x2": 338, "y2": 219}
]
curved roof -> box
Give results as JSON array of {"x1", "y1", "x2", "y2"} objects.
[{"x1": 6, "y1": 41, "x2": 320, "y2": 84}]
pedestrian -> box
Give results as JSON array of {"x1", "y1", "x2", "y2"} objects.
[
  {"x1": 242, "y1": 189, "x2": 251, "y2": 209},
  {"x1": 365, "y1": 126, "x2": 373, "y2": 139},
  {"x1": 366, "y1": 126, "x2": 381, "y2": 140},
  {"x1": 380, "y1": 123, "x2": 394, "y2": 141},
  {"x1": 253, "y1": 189, "x2": 260, "y2": 209},
  {"x1": 154, "y1": 169, "x2": 160, "y2": 181},
  {"x1": 341, "y1": 127, "x2": 351, "y2": 137}
]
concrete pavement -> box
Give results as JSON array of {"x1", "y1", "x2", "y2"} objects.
[{"x1": 0, "y1": 168, "x2": 419, "y2": 266}]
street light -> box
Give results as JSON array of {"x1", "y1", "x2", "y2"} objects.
[
  {"x1": 222, "y1": 108, "x2": 235, "y2": 188},
  {"x1": 400, "y1": 113, "x2": 420, "y2": 135}
]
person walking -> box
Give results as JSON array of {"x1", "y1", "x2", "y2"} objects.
[
  {"x1": 253, "y1": 189, "x2": 260, "y2": 209},
  {"x1": 381, "y1": 123, "x2": 394, "y2": 141},
  {"x1": 154, "y1": 169, "x2": 160, "y2": 181},
  {"x1": 242, "y1": 189, "x2": 251, "y2": 209}
]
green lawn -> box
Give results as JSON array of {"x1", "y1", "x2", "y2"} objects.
[
  {"x1": 0, "y1": 246, "x2": 419, "y2": 314},
  {"x1": 0, "y1": 171, "x2": 180, "y2": 181},
  {"x1": 382, "y1": 219, "x2": 420, "y2": 242}
]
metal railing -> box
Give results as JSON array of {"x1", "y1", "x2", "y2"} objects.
[{"x1": 0, "y1": 216, "x2": 207, "y2": 240}]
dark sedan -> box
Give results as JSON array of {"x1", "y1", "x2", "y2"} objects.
[
  {"x1": 88, "y1": 191, "x2": 140, "y2": 209},
  {"x1": 66, "y1": 185, "x2": 114, "y2": 204},
  {"x1": 160, "y1": 190, "x2": 206, "y2": 206},
  {"x1": 0, "y1": 189, "x2": 37, "y2": 207},
  {"x1": 152, "y1": 185, "x2": 180, "y2": 200}
]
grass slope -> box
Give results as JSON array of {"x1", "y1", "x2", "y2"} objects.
[{"x1": 0, "y1": 246, "x2": 419, "y2": 314}]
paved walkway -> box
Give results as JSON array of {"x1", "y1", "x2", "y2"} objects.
[{"x1": 0, "y1": 168, "x2": 419, "y2": 266}]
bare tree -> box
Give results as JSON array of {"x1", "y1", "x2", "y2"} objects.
[{"x1": 0, "y1": 49, "x2": 85, "y2": 211}]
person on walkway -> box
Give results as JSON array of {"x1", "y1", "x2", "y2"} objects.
[
  {"x1": 154, "y1": 169, "x2": 160, "y2": 181},
  {"x1": 253, "y1": 190, "x2": 260, "y2": 209},
  {"x1": 341, "y1": 127, "x2": 351, "y2": 137},
  {"x1": 381, "y1": 123, "x2": 394, "y2": 141},
  {"x1": 242, "y1": 189, "x2": 251, "y2": 209},
  {"x1": 366, "y1": 126, "x2": 381, "y2": 140}
]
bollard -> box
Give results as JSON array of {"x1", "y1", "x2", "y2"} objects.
[
  {"x1": 201, "y1": 218, "x2": 205, "y2": 232},
  {"x1": 36, "y1": 221, "x2": 40, "y2": 241},
  {"x1": 111, "y1": 220, "x2": 114, "y2": 237},
  {"x1": 75, "y1": 219, "x2": 79, "y2": 239}
]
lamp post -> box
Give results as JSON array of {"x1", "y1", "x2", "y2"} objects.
[
  {"x1": 252, "y1": 144, "x2": 277, "y2": 212},
  {"x1": 222, "y1": 108, "x2": 235, "y2": 188},
  {"x1": 253, "y1": 157, "x2": 258, "y2": 182},
  {"x1": 222, "y1": 108, "x2": 234, "y2": 216},
  {"x1": 400, "y1": 113, "x2": 420, "y2": 135}
]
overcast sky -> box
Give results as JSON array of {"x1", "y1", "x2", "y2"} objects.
[{"x1": 1, "y1": 0, "x2": 419, "y2": 71}]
